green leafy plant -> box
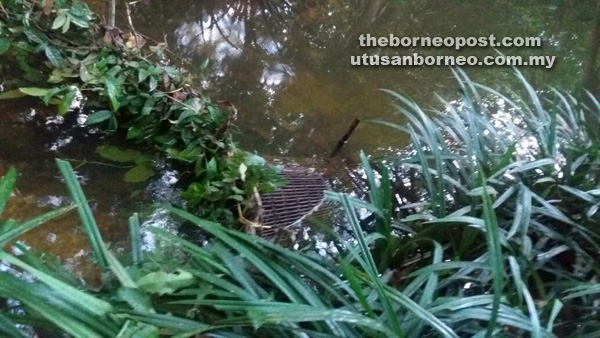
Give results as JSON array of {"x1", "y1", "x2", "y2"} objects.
[
  {"x1": 96, "y1": 145, "x2": 154, "y2": 183},
  {"x1": 4, "y1": 71, "x2": 600, "y2": 336},
  {"x1": 0, "y1": 0, "x2": 282, "y2": 223},
  {"x1": 51, "y1": 0, "x2": 93, "y2": 33},
  {"x1": 349, "y1": 69, "x2": 600, "y2": 336}
]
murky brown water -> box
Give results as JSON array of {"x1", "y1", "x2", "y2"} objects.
[
  {"x1": 1, "y1": 0, "x2": 597, "y2": 275},
  {"x1": 111, "y1": 0, "x2": 595, "y2": 158},
  {"x1": 0, "y1": 98, "x2": 130, "y2": 282}
]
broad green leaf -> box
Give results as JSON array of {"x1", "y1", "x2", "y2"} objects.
[
  {"x1": 141, "y1": 97, "x2": 155, "y2": 115},
  {"x1": 80, "y1": 63, "x2": 94, "y2": 82},
  {"x1": 138, "y1": 69, "x2": 149, "y2": 83},
  {"x1": 118, "y1": 287, "x2": 153, "y2": 312},
  {"x1": 126, "y1": 126, "x2": 143, "y2": 140},
  {"x1": 244, "y1": 153, "x2": 266, "y2": 166},
  {"x1": 44, "y1": 45, "x2": 63, "y2": 67},
  {"x1": 149, "y1": 77, "x2": 158, "y2": 91},
  {"x1": 0, "y1": 89, "x2": 26, "y2": 100},
  {"x1": 19, "y1": 87, "x2": 51, "y2": 97},
  {"x1": 206, "y1": 157, "x2": 217, "y2": 180},
  {"x1": 0, "y1": 38, "x2": 9, "y2": 55},
  {"x1": 124, "y1": 165, "x2": 154, "y2": 183},
  {"x1": 86, "y1": 110, "x2": 112, "y2": 125},
  {"x1": 199, "y1": 58, "x2": 209, "y2": 70},
  {"x1": 59, "y1": 89, "x2": 77, "y2": 115},
  {"x1": 61, "y1": 16, "x2": 71, "y2": 33},
  {"x1": 137, "y1": 269, "x2": 195, "y2": 295},
  {"x1": 163, "y1": 66, "x2": 180, "y2": 82},
  {"x1": 43, "y1": 87, "x2": 66, "y2": 105},
  {"x1": 96, "y1": 145, "x2": 148, "y2": 163},
  {"x1": 104, "y1": 75, "x2": 121, "y2": 111},
  {"x1": 68, "y1": 15, "x2": 90, "y2": 29},
  {"x1": 52, "y1": 14, "x2": 67, "y2": 30}
]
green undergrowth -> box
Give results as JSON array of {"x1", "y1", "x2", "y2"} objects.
[
  {"x1": 355, "y1": 68, "x2": 600, "y2": 337},
  {"x1": 2, "y1": 1, "x2": 600, "y2": 337},
  {"x1": 0, "y1": 0, "x2": 282, "y2": 224},
  {"x1": 3, "y1": 72, "x2": 600, "y2": 336}
]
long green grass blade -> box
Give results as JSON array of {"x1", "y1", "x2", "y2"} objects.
[
  {"x1": 0, "y1": 313, "x2": 28, "y2": 338},
  {"x1": 546, "y1": 300, "x2": 563, "y2": 333},
  {"x1": 339, "y1": 194, "x2": 404, "y2": 337},
  {"x1": 478, "y1": 169, "x2": 504, "y2": 337},
  {"x1": 0, "y1": 167, "x2": 16, "y2": 217},
  {"x1": 508, "y1": 256, "x2": 541, "y2": 338},
  {"x1": 119, "y1": 311, "x2": 209, "y2": 332},
  {"x1": 55, "y1": 159, "x2": 108, "y2": 268},
  {"x1": 0, "y1": 252, "x2": 113, "y2": 316},
  {"x1": 171, "y1": 300, "x2": 393, "y2": 335},
  {"x1": 340, "y1": 258, "x2": 375, "y2": 317},
  {"x1": 128, "y1": 213, "x2": 143, "y2": 265},
  {"x1": 106, "y1": 250, "x2": 137, "y2": 289},
  {"x1": 0, "y1": 274, "x2": 106, "y2": 338},
  {"x1": 165, "y1": 206, "x2": 305, "y2": 304},
  {"x1": 381, "y1": 285, "x2": 458, "y2": 338},
  {"x1": 0, "y1": 205, "x2": 75, "y2": 246}
]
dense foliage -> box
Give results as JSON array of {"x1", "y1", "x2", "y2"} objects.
[
  {"x1": 3, "y1": 1, "x2": 600, "y2": 337},
  {"x1": 3, "y1": 72, "x2": 600, "y2": 337},
  {"x1": 0, "y1": 0, "x2": 282, "y2": 223}
]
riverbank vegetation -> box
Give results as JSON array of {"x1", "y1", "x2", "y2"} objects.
[
  {"x1": 3, "y1": 72, "x2": 600, "y2": 336},
  {"x1": 0, "y1": 0, "x2": 282, "y2": 224},
  {"x1": 3, "y1": 1, "x2": 600, "y2": 337}
]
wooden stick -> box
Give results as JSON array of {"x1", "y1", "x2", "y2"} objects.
[
  {"x1": 125, "y1": 1, "x2": 139, "y2": 47},
  {"x1": 107, "y1": 0, "x2": 116, "y2": 28},
  {"x1": 329, "y1": 118, "x2": 360, "y2": 158}
]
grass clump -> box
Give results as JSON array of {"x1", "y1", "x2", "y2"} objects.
[{"x1": 359, "y1": 69, "x2": 600, "y2": 336}]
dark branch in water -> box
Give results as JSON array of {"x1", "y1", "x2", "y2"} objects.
[{"x1": 329, "y1": 118, "x2": 360, "y2": 158}]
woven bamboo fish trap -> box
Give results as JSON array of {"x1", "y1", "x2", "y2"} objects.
[
  {"x1": 256, "y1": 165, "x2": 329, "y2": 239},
  {"x1": 243, "y1": 119, "x2": 362, "y2": 239}
]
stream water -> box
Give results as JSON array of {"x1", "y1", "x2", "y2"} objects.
[{"x1": 0, "y1": 0, "x2": 597, "y2": 279}]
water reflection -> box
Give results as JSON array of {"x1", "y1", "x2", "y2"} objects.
[{"x1": 110, "y1": 0, "x2": 598, "y2": 161}]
